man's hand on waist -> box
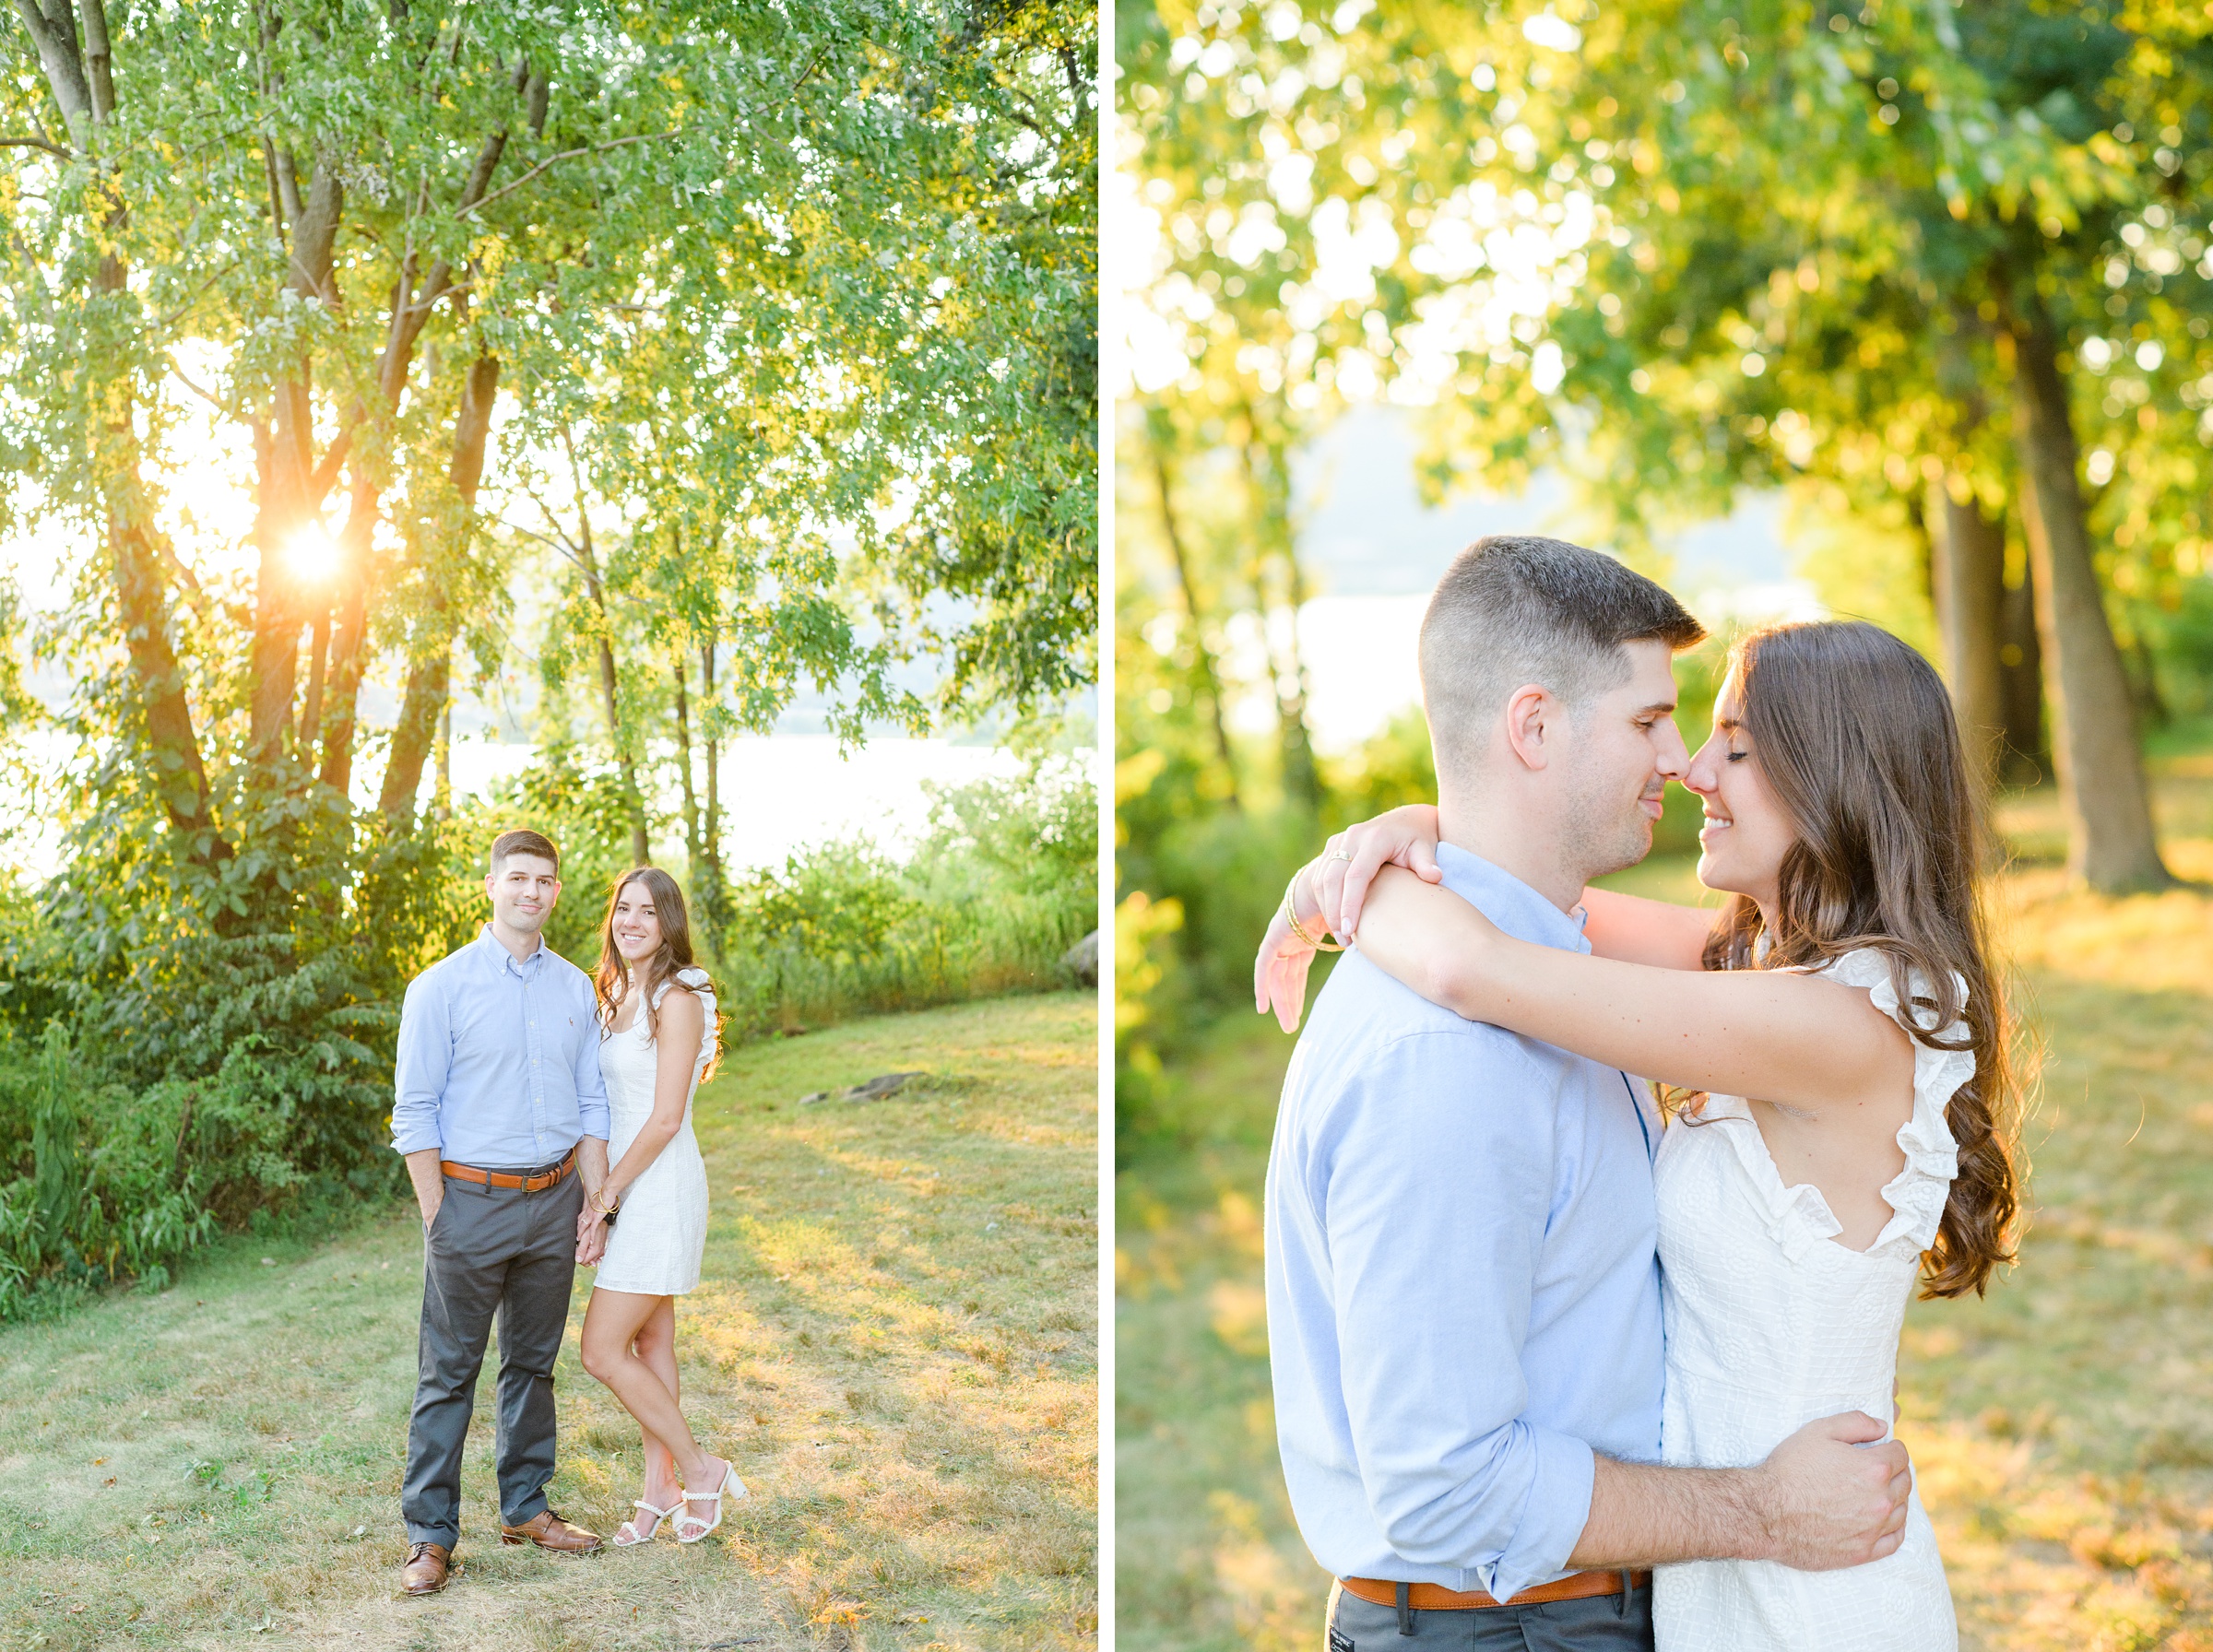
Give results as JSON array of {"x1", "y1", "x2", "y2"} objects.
[{"x1": 1746, "y1": 1410, "x2": 1912, "y2": 1570}]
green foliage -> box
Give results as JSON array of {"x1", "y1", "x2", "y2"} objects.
[
  {"x1": 730, "y1": 846, "x2": 922, "y2": 970},
  {"x1": 1323, "y1": 707, "x2": 1438, "y2": 823},
  {"x1": 716, "y1": 762, "x2": 1098, "y2": 1040}
]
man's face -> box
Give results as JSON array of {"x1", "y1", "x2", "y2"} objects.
[
  {"x1": 1554, "y1": 639, "x2": 1689, "y2": 882},
  {"x1": 485, "y1": 853, "x2": 562, "y2": 937}
]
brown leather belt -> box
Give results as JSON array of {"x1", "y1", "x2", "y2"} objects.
[
  {"x1": 439, "y1": 1148, "x2": 576, "y2": 1194},
  {"x1": 1340, "y1": 1569, "x2": 1651, "y2": 1611}
]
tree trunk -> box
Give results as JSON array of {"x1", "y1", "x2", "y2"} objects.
[
  {"x1": 378, "y1": 352, "x2": 502, "y2": 820},
  {"x1": 2004, "y1": 299, "x2": 2171, "y2": 890},
  {"x1": 15, "y1": 0, "x2": 218, "y2": 840},
  {"x1": 433, "y1": 693, "x2": 452, "y2": 821},
  {"x1": 1924, "y1": 478, "x2": 2007, "y2": 787},
  {"x1": 558, "y1": 430, "x2": 650, "y2": 867},
  {"x1": 592, "y1": 620, "x2": 650, "y2": 867},
  {"x1": 112, "y1": 512, "x2": 217, "y2": 835},
  {"x1": 697, "y1": 640, "x2": 727, "y2": 951},
  {"x1": 316, "y1": 463, "x2": 378, "y2": 796},
  {"x1": 1150, "y1": 436, "x2": 1238, "y2": 808},
  {"x1": 296, "y1": 604, "x2": 330, "y2": 750},
  {"x1": 673, "y1": 657, "x2": 701, "y2": 869},
  {"x1": 1240, "y1": 414, "x2": 1320, "y2": 813},
  {"x1": 1998, "y1": 548, "x2": 2044, "y2": 783},
  {"x1": 249, "y1": 157, "x2": 344, "y2": 760}
]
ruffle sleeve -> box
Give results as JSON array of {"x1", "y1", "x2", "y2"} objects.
[{"x1": 1821, "y1": 949, "x2": 1968, "y2": 1257}]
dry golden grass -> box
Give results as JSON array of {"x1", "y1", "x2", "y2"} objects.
[
  {"x1": 1118, "y1": 812, "x2": 2213, "y2": 1651},
  {"x1": 0, "y1": 990, "x2": 1096, "y2": 1652}
]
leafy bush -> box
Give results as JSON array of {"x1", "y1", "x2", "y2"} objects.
[
  {"x1": 0, "y1": 759, "x2": 459, "y2": 1319},
  {"x1": 715, "y1": 759, "x2": 1096, "y2": 1038}
]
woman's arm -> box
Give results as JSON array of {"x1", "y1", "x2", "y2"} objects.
[
  {"x1": 1314, "y1": 803, "x2": 1716, "y2": 970},
  {"x1": 598, "y1": 989, "x2": 706, "y2": 1207},
  {"x1": 1356, "y1": 867, "x2": 1911, "y2": 1112},
  {"x1": 1577, "y1": 887, "x2": 1721, "y2": 971}
]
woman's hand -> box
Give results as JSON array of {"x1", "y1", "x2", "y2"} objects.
[
  {"x1": 1251, "y1": 805, "x2": 1450, "y2": 1034},
  {"x1": 575, "y1": 1201, "x2": 610, "y2": 1266},
  {"x1": 1254, "y1": 866, "x2": 1325, "y2": 1033},
  {"x1": 1315, "y1": 804, "x2": 1445, "y2": 936}
]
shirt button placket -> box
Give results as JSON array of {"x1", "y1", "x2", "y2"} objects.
[{"x1": 527, "y1": 970, "x2": 545, "y2": 1161}]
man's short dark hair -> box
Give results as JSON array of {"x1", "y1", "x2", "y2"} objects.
[
  {"x1": 489, "y1": 828, "x2": 561, "y2": 876},
  {"x1": 1420, "y1": 535, "x2": 1706, "y2": 776}
]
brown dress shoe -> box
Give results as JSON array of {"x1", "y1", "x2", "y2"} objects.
[
  {"x1": 499, "y1": 1508, "x2": 602, "y2": 1553},
  {"x1": 401, "y1": 1541, "x2": 452, "y2": 1595}
]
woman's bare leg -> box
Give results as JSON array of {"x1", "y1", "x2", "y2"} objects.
[
  {"x1": 632, "y1": 1298, "x2": 682, "y2": 1519},
  {"x1": 581, "y1": 1289, "x2": 725, "y2": 1528}
]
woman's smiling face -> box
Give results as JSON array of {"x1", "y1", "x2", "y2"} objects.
[
  {"x1": 609, "y1": 879, "x2": 665, "y2": 963},
  {"x1": 1683, "y1": 669, "x2": 1798, "y2": 910}
]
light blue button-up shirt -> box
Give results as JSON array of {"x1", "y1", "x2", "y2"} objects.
[
  {"x1": 1263, "y1": 844, "x2": 1664, "y2": 1600},
  {"x1": 390, "y1": 926, "x2": 610, "y2": 1167}
]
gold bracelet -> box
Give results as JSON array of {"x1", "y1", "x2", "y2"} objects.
[{"x1": 1283, "y1": 864, "x2": 1348, "y2": 953}]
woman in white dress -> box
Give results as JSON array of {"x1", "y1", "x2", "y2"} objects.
[
  {"x1": 1260, "y1": 620, "x2": 2018, "y2": 1650},
  {"x1": 574, "y1": 867, "x2": 744, "y2": 1546}
]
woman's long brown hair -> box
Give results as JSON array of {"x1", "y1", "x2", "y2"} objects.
[
  {"x1": 1698, "y1": 620, "x2": 2018, "y2": 1299},
  {"x1": 593, "y1": 866, "x2": 721, "y2": 1078}
]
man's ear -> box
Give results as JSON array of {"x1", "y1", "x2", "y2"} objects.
[{"x1": 1501, "y1": 682, "x2": 1555, "y2": 771}]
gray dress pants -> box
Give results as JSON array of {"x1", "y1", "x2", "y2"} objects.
[
  {"x1": 1325, "y1": 1577, "x2": 1655, "y2": 1650},
  {"x1": 402, "y1": 1165, "x2": 585, "y2": 1547}
]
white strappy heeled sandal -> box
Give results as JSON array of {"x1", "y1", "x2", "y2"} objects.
[
  {"x1": 614, "y1": 1497, "x2": 680, "y2": 1546},
  {"x1": 674, "y1": 1459, "x2": 747, "y2": 1544}
]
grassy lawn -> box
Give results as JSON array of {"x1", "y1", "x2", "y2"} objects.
[
  {"x1": 1117, "y1": 788, "x2": 2213, "y2": 1652},
  {"x1": 0, "y1": 990, "x2": 1096, "y2": 1652}
]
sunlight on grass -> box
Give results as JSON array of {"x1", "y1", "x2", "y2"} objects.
[
  {"x1": 0, "y1": 991, "x2": 1095, "y2": 1652},
  {"x1": 1119, "y1": 805, "x2": 2213, "y2": 1651}
]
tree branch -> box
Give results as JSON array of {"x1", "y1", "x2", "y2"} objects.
[
  {"x1": 0, "y1": 134, "x2": 73, "y2": 159},
  {"x1": 455, "y1": 129, "x2": 680, "y2": 220},
  {"x1": 166, "y1": 359, "x2": 225, "y2": 411},
  {"x1": 309, "y1": 429, "x2": 352, "y2": 500}
]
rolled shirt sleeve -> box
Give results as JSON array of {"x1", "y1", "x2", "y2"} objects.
[
  {"x1": 572, "y1": 974, "x2": 610, "y2": 1142},
  {"x1": 1317, "y1": 1030, "x2": 1597, "y2": 1599},
  {"x1": 391, "y1": 970, "x2": 451, "y2": 1157}
]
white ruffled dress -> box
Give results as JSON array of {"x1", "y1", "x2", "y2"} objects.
[
  {"x1": 591, "y1": 969, "x2": 716, "y2": 1297},
  {"x1": 1651, "y1": 949, "x2": 1966, "y2": 1652}
]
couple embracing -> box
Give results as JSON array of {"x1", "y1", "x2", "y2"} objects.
[
  {"x1": 390, "y1": 829, "x2": 742, "y2": 1596},
  {"x1": 1256, "y1": 536, "x2": 2017, "y2": 1649}
]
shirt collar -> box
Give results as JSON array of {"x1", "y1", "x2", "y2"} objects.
[
  {"x1": 479, "y1": 923, "x2": 547, "y2": 974},
  {"x1": 1433, "y1": 843, "x2": 1592, "y2": 956}
]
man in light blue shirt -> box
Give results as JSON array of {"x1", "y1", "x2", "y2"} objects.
[
  {"x1": 391, "y1": 828, "x2": 612, "y2": 1594},
  {"x1": 1263, "y1": 537, "x2": 1914, "y2": 1647}
]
